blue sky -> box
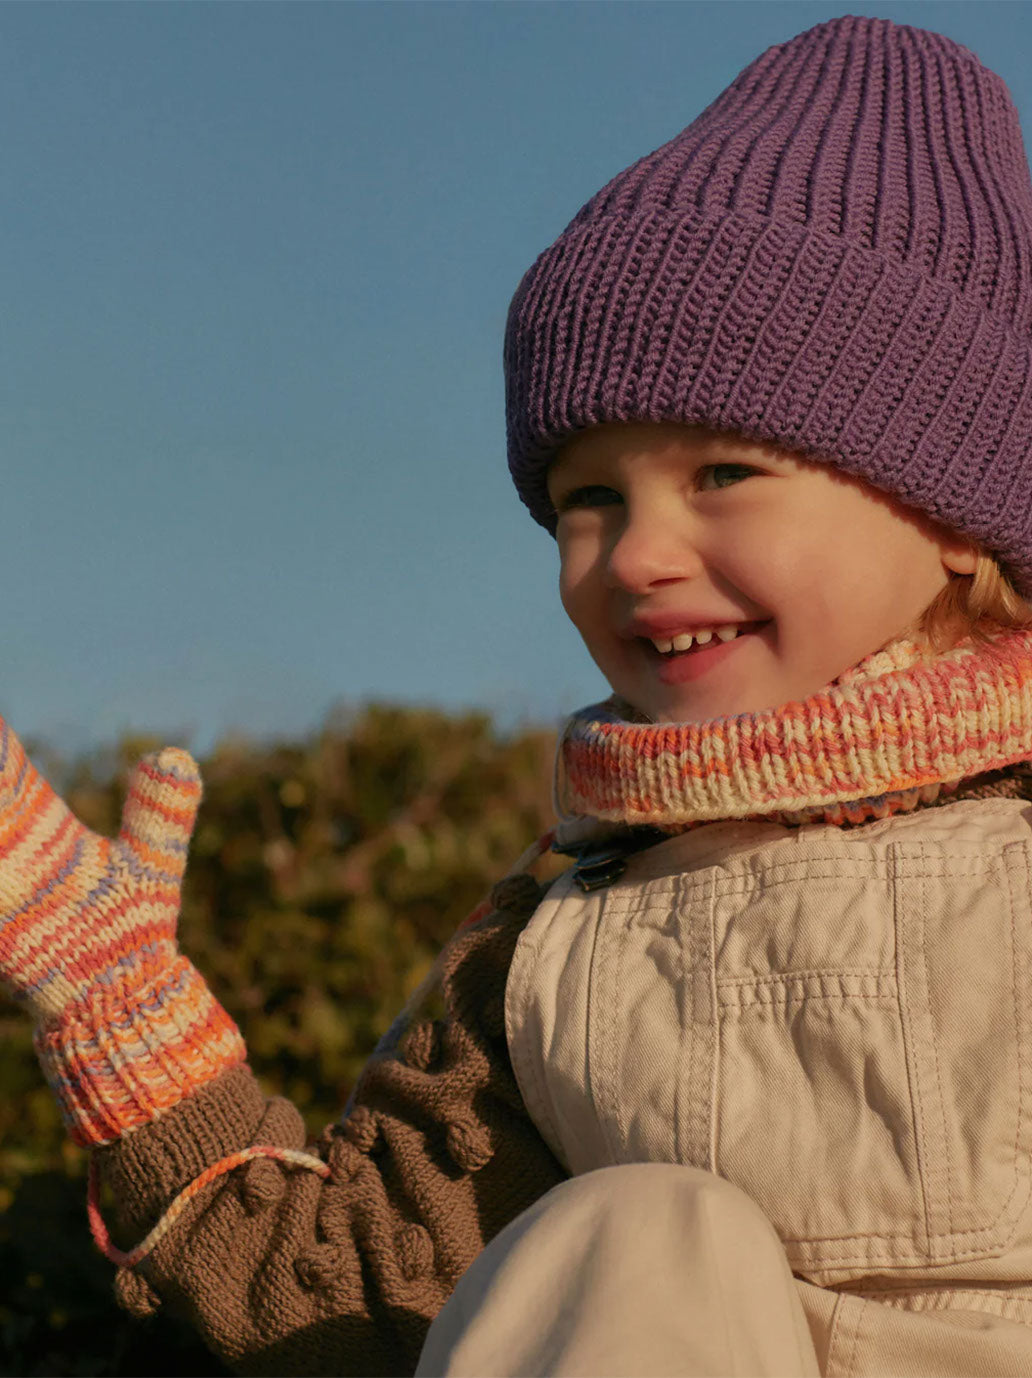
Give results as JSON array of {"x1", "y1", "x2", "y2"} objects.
[{"x1": 3, "y1": 1, "x2": 1031, "y2": 758}]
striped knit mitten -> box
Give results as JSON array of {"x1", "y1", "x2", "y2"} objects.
[{"x1": 0, "y1": 717, "x2": 245, "y2": 1146}]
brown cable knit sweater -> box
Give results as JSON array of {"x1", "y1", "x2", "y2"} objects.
[
  {"x1": 96, "y1": 765, "x2": 1032, "y2": 1377},
  {"x1": 99, "y1": 874, "x2": 566, "y2": 1377}
]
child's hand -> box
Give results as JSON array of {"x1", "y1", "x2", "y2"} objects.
[{"x1": 0, "y1": 715, "x2": 202, "y2": 1025}]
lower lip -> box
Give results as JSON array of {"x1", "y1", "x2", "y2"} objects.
[{"x1": 651, "y1": 623, "x2": 769, "y2": 684}]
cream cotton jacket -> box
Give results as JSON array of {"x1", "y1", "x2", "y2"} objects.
[{"x1": 506, "y1": 794, "x2": 1032, "y2": 1374}]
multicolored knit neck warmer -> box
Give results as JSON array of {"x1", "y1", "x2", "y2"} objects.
[{"x1": 556, "y1": 624, "x2": 1032, "y2": 832}]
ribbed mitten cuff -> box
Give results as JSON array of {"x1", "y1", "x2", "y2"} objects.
[{"x1": 34, "y1": 955, "x2": 247, "y2": 1147}]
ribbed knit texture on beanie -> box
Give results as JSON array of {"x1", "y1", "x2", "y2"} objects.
[{"x1": 505, "y1": 15, "x2": 1032, "y2": 597}]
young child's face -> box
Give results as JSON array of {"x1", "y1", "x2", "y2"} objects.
[{"x1": 548, "y1": 422, "x2": 978, "y2": 723}]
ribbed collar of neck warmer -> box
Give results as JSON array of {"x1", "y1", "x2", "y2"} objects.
[{"x1": 556, "y1": 623, "x2": 1032, "y2": 832}]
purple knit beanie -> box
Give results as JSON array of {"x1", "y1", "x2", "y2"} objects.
[{"x1": 504, "y1": 15, "x2": 1032, "y2": 598}]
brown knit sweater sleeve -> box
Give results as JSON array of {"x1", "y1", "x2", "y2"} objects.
[{"x1": 97, "y1": 882, "x2": 567, "y2": 1377}]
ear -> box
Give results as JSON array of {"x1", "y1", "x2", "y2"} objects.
[{"x1": 940, "y1": 536, "x2": 979, "y2": 576}]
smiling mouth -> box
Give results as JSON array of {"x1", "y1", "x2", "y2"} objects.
[{"x1": 644, "y1": 620, "x2": 770, "y2": 657}]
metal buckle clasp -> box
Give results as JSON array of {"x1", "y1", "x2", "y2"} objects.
[
  {"x1": 571, "y1": 849, "x2": 631, "y2": 892},
  {"x1": 553, "y1": 827, "x2": 670, "y2": 893}
]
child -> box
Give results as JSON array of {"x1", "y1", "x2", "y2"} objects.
[{"x1": 5, "y1": 12, "x2": 1032, "y2": 1376}]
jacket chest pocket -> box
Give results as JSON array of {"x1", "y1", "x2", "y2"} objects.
[
  {"x1": 587, "y1": 838, "x2": 1032, "y2": 1286},
  {"x1": 713, "y1": 839, "x2": 1032, "y2": 1284}
]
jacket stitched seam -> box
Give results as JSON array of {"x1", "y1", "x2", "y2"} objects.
[
  {"x1": 592, "y1": 890, "x2": 626, "y2": 1167},
  {"x1": 846, "y1": 1295, "x2": 863, "y2": 1378},
  {"x1": 917, "y1": 838, "x2": 959, "y2": 1242},
  {"x1": 722, "y1": 990, "x2": 897, "y2": 1011},
  {"x1": 1002, "y1": 846, "x2": 1028, "y2": 1236},
  {"x1": 903, "y1": 832, "x2": 953, "y2": 1245},
  {"x1": 892, "y1": 844, "x2": 936, "y2": 1254},
  {"x1": 785, "y1": 1229, "x2": 1005, "y2": 1252},
  {"x1": 628, "y1": 854, "x2": 1000, "y2": 901},
  {"x1": 717, "y1": 971, "x2": 895, "y2": 999},
  {"x1": 825, "y1": 1293, "x2": 851, "y2": 1378},
  {"x1": 706, "y1": 871, "x2": 720, "y2": 1174},
  {"x1": 854, "y1": 1285, "x2": 1032, "y2": 1314},
  {"x1": 718, "y1": 966, "x2": 895, "y2": 984},
  {"x1": 672, "y1": 872, "x2": 688, "y2": 1166},
  {"x1": 507, "y1": 897, "x2": 565, "y2": 1162},
  {"x1": 637, "y1": 799, "x2": 1031, "y2": 874},
  {"x1": 613, "y1": 892, "x2": 634, "y2": 1162}
]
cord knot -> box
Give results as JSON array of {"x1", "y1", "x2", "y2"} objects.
[
  {"x1": 114, "y1": 1265, "x2": 162, "y2": 1317},
  {"x1": 239, "y1": 1155, "x2": 285, "y2": 1214},
  {"x1": 294, "y1": 1244, "x2": 343, "y2": 1292},
  {"x1": 343, "y1": 1104, "x2": 380, "y2": 1153},
  {"x1": 445, "y1": 1113, "x2": 493, "y2": 1172}
]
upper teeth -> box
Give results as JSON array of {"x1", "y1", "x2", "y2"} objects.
[{"x1": 652, "y1": 625, "x2": 744, "y2": 654}]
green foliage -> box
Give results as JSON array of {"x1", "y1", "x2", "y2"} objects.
[{"x1": 0, "y1": 702, "x2": 563, "y2": 1376}]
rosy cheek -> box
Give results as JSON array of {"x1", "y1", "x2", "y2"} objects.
[
  {"x1": 558, "y1": 563, "x2": 591, "y2": 625},
  {"x1": 558, "y1": 540, "x2": 597, "y2": 596}
]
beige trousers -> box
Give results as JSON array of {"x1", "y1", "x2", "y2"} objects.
[{"x1": 415, "y1": 1163, "x2": 822, "y2": 1377}]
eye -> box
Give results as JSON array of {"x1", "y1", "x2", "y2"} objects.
[
  {"x1": 553, "y1": 483, "x2": 623, "y2": 513},
  {"x1": 698, "y1": 463, "x2": 757, "y2": 491}
]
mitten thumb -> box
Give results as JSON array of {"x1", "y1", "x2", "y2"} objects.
[{"x1": 118, "y1": 747, "x2": 203, "y2": 884}]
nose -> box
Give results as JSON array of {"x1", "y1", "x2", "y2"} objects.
[{"x1": 604, "y1": 502, "x2": 704, "y2": 592}]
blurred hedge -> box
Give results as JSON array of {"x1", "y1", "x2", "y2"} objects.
[{"x1": 0, "y1": 702, "x2": 565, "y2": 1377}]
